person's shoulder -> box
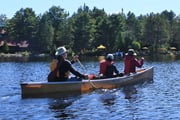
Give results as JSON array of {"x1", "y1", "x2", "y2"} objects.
[
  {"x1": 64, "y1": 59, "x2": 71, "y2": 64},
  {"x1": 125, "y1": 55, "x2": 135, "y2": 60},
  {"x1": 100, "y1": 59, "x2": 106, "y2": 63},
  {"x1": 51, "y1": 59, "x2": 58, "y2": 62},
  {"x1": 50, "y1": 59, "x2": 58, "y2": 71}
]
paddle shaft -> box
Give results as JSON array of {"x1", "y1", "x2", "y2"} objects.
[
  {"x1": 77, "y1": 59, "x2": 86, "y2": 74},
  {"x1": 76, "y1": 58, "x2": 98, "y2": 89}
]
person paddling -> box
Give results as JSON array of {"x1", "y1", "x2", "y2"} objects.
[
  {"x1": 124, "y1": 49, "x2": 144, "y2": 75},
  {"x1": 48, "y1": 46, "x2": 88, "y2": 82}
]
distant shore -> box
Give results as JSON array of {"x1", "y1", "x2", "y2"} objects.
[
  {"x1": 0, "y1": 53, "x2": 25, "y2": 57},
  {"x1": 0, "y1": 53, "x2": 51, "y2": 58}
]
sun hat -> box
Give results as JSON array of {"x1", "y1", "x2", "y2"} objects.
[
  {"x1": 106, "y1": 54, "x2": 114, "y2": 61},
  {"x1": 126, "y1": 49, "x2": 137, "y2": 56},
  {"x1": 55, "y1": 46, "x2": 68, "y2": 56}
]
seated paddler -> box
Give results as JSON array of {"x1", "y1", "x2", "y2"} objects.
[
  {"x1": 99, "y1": 54, "x2": 119, "y2": 78},
  {"x1": 48, "y1": 46, "x2": 88, "y2": 82},
  {"x1": 124, "y1": 49, "x2": 144, "y2": 75}
]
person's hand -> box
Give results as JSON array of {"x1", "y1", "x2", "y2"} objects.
[
  {"x1": 72, "y1": 55, "x2": 79, "y2": 62},
  {"x1": 88, "y1": 74, "x2": 96, "y2": 80},
  {"x1": 141, "y1": 57, "x2": 144, "y2": 60},
  {"x1": 84, "y1": 74, "x2": 89, "y2": 79}
]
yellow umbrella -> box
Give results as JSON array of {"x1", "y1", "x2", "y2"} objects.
[{"x1": 97, "y1": 44, "x2": 106, "y2": 49}]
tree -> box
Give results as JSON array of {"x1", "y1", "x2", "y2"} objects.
[
  {"x1": 91, "y1": 7, "x2": 107, "y2": 49},
  {"x1": 0, "y1": 14, "x2": 7, "y2": 27},
  {"x1": 173, "y1": 17, "x2": 180, "y2": 49},
  {"x1": 109, "y1": 13, "x2": 126, "y2": 51},
  {"x1": 72, "y1": 5, "x2": 96, "y2": 53},
  {"x1": 125, "y1": 12, "x2": 142, "y2": 50},
  {"x1": 47, "y1": 6, "x2": 69, "y2": 48},
  {"x1": 95, "y1": 16, "x2": 111, "y2": 51},
  {"x1": 35, "y1": 14, "x2": 54, "y2": 53},
  {"x1": 132, "y1": 41, "x2": 141, "y2": 50},
  {"x1": 1, "y1": 42, "x2": 9, "y2": 53},
  {"x1": 7, "y1": 8, "x2": 38, "y2": 44},
  {"x1": 144, "y1": 13, "x2": 169, "y2": 52},
  {"x1": 161, "y1": 10, "x2": 176, "y2": 47}
]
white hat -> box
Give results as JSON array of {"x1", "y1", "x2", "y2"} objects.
[
  {"x1": 126, "y1": 49, "x2": 137, "y2": 56},
  {"x1": 55, "y1": 46, "x2": 67, "y2": 56}
]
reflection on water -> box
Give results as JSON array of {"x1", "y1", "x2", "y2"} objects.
[
  {"x1": 122, "y1": 86, "x2": 137, "y2": 99},
  {"x1": 100, "y1": 89, "x2": 118, "y2": 106},
  {"x1": 49, "y1": 97, "x2": 79, "y2": 119}
]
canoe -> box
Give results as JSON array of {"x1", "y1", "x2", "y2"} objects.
[{"x1": 21, "y1": 66, "x2": 153, "y2": 98}]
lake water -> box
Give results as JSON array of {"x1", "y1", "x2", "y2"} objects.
[{"x1": 0, "y1": 55, "x2": 180, "y2": 120}]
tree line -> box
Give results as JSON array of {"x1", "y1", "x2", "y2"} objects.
[{"x1": 0, "y1": 4, "x2": 180, "y2": 56}]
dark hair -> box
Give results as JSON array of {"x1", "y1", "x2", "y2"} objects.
[{"x1": 57, "y1": 55, "x2": 63, "y2": 61}]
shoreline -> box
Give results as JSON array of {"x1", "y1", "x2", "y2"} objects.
[
  {"x1": 0, "y1": 53, "x2": 51, "y2": 57},
  {"x1": 0, "y1": 53, "x2": 24, "y2": 57}
]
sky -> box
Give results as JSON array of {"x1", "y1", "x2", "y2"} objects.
[{"x1": 1, "y1": 0, "x2": 180, "y2": 18}]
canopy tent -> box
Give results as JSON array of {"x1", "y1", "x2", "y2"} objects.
[{"x1": 97, "y1": 45, "x2": 106, "y2": 49}]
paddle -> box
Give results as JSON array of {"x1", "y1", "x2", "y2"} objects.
[
  {"x1": 76, "y1": 58, "x2": 86, "y2": 74},
  {"x1": 76, "y1": 58, "x2": 98, "y2": 89}
]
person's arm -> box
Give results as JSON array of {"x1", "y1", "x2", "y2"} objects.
[
  {"x1": 134, "y1": 57, "x2": 144, "y2": 68},
  {"x1": 113, "y1": 65, "x2": 119, "y2": 75},
  {"x1": 66, "y1": 60, "x2": 86, "y2": 79},
  {"x1": 71, "y1": 55, "x2": 79, "y2": 64}
]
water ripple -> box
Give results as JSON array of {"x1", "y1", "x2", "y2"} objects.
[{"x1": 0, "y1": 60, "x2": 180, "y2": 119}]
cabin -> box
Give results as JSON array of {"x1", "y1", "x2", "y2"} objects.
[
  {"x1": 0, "y1": 29, "x2": 29, "y2": 53},
  {"x1": 0, "y1": 40, "x2": 29, "y2": 53}
]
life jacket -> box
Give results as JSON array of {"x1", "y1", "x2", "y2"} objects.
[
  {"x1": 48, "y1": 59, "x2": 59, "y2": 82},
  {"x1": 124, "y1": 58, "x2": 131, "y2": 75},
  {"x1": 100, "y1": 59, "x2": 113, "y2": 76},
  {"x1": 124, "y1": 55, "x2": 136, "y2": 75},
  {"x1": 49, "y1": 59, "x2": 59, "y2": 77}
]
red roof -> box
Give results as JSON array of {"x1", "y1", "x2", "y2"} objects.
[
  {"x1": 7, "y1": 42, "x2": 16, "y2": 46},
  {"x1": 0, "y1": 41, "x2": 4, "y2": 46},
  {"x1": 17, "y1": 41, "x2": 29, "y2": 48},
  {"x1": 0, "y1": 40, "x2": 29, "y2": 48},
  {"x1": 0, "y1": 29, "x2": 6, "y2": 34}
]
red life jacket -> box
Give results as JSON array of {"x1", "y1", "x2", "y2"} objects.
[
  {"x1": 124, "y1": 55, "x2": 144, "y2": 75},
  {"x1": 124, "y1": 59, "x2": 131, "y2": 75},
  {"x1": 100, "y1": 59, "x2": 113, "y2": 76}
]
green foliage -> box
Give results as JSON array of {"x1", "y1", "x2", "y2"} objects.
[
  {"x1": 1, "y1": 6, "x2": 180, "y2": 55},
  {"x1": 144, "y1": 13, "x2": 170, "y2": 52},
  {"x1": 36, "y1": 14, "x2": 54, "y2": 53},
  {"x1": 72, "y1": 5, "x2": 96, "y2": 53},
  {"x1": 132, "y1": 41, "x2": 141, "y2": 50},
  {"x1": 1, "y1": 42, "x2": 9, "y2": 53}
]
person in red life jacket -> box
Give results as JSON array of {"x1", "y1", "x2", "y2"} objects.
[
  {"x1": 50, "y1": 46, "x2": 88, "y2": 82},
  {"x1": 124, "y1": 49, "x2": 144, "y2": 75},
  {"x1": 99, "y1": 54, "x2": 119, "y2": 78}
]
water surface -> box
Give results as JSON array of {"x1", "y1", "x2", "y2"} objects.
[{"x1": 0, "y1": 55, "x2": 180, "y2": 120}]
